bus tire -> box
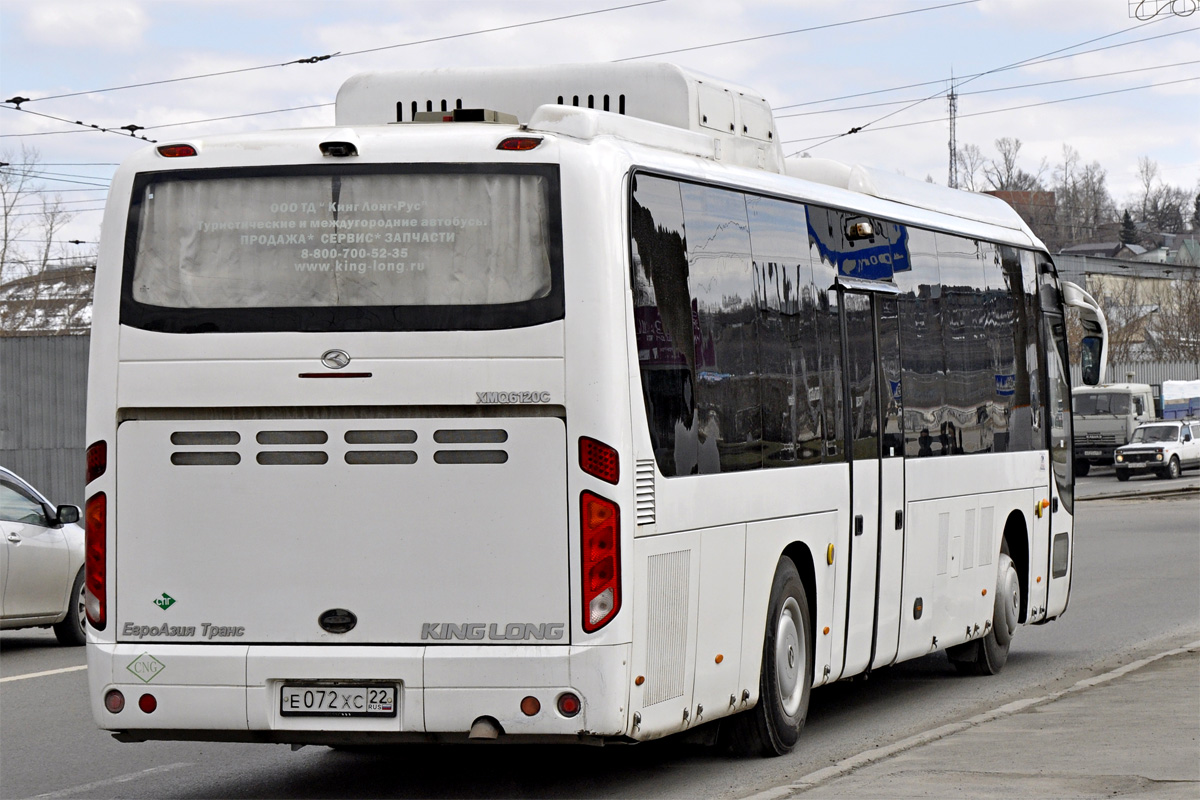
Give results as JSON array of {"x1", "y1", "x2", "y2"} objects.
[
  {"x1": 725, "y1": 557, "x2": 811, "y2": 757},
  {"x1": 948, "y1": 548, "x2": 1018, "y2": 676}
]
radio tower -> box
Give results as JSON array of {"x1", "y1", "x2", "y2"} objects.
[{"x1": 947, "y1": 75, "x2": 959, "y2": 189}]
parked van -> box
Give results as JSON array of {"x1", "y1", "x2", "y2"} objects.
[{"x1": 1073, "y1": 383, "x2": 1155, "y2": 475}]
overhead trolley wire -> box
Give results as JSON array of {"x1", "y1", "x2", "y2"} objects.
[
  {"x1": 774, "y1": 25, "x2": 1199, "y2": 111},
  {"x1": 8, "y1": 1, "x2": 666, "y2": 105},
  {"x1": 789, "y1": 12, "x2": 1180, "y2": 155},
  {"x1": 778, "y1": 58, "x2": 1200, "y2": 118},
  {"x1": 782, "y1": 75, "x2": 1200, "y2": 144},
  {"x1": 145, "y1": 103, "x2": 334, "y2": 131},
  {"x1": 616, "y1": 0, "x2": 980, "y2": 61}
]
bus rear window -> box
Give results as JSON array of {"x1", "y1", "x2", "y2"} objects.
[{"x1": 121, "y1": 164, "x2": 563, "y2": 333}]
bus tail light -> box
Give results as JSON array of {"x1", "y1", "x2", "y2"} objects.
[
  {"x1": 86, "y1": 440, "x2": 106, "y2": 484},
  {"x1": 104, "y1": 689, "x2": 125, "y2": 714},
  {"x1": 157, "y1": 143, "x2": 197, "y2": 158},
  {"x1": 497, "y1": 136, "x2": 543, "y2": 151},
  {"x1": 580, "y1": 491, "x2": 620, "y2": 632},
  {"x1": 579, "y1": 437, "x2": 619, "y2": 484},
  {"x1": 85, "y1": 492, "x2": 107, "y2": 630}
]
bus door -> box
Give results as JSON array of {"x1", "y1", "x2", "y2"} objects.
[{"x1": 839, "y1": 289, "x2": 906, "y2": 677}]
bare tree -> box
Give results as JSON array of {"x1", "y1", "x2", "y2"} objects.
[
  {"x1": 1, "y1": 145, "x2": 91, "y2": 334},
  {"x1": 955, "y1": 143, "x2": 987, "y2": 192},
  {"x1": 1052, "y1": 144, "x2": 1116, "y2": 249},
  {"x1": 984, "y1": 137, "x2": 1046, "y2": 191},
  {"x1": 1148, "y1": 276, "x2": 1200, "y2": 363},
  {"x1": 1131, "y1": 156, "x2": 1190, "y2": 240},
  {"x1": 1136, "y1": 155, "x2": 1159, "y2": 222}
]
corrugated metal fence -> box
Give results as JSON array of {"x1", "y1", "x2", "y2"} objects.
[
  {"x1": 1072, "y1": 360, "x2": 1200, "y2": 389},
  {"x1": 0, "y1": 335, "x2": 89, "y2": 505}
]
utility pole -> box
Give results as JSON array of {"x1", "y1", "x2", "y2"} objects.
[{"x1": 947, "y1": 75, "x2": 959, "y2": 189}]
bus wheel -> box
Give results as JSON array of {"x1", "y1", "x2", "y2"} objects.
[
  {"x1": 948, "y1": 548, "x2": 1018, "y2": 676},
  {"x1": 725, "y1": 557, "x2": 811, "y2": 757}
]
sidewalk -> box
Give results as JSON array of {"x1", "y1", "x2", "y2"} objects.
[
  {"x1": 774, "y1": 642, "x2": 1200, "y2": 799},
  {"x1": 1075, "y1": 465, "x2": 1200, "y2": 502}
]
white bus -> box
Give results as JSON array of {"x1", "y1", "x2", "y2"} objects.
[{"x1": 85, "y1": 63, "x2": 1107, "y2": 756}]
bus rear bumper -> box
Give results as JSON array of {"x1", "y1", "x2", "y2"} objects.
[{"x1": 88, "y1": 642, "x2": 632, "y2": 744}]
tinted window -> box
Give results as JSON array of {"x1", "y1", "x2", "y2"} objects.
[
  {"x1": 843, "y1": 292, "x2": 879, "y2": 459},
  {"x1": 894, "y1": 228, "x2": 943, "y2": 457},
  {"x1": 679, "y1": 183, "x2": 761, "y2": 473},
  {"x1": 807, "y1": 206, "x2": 908, "y2": 281},
  {"x1": 122, "y1": 164, "x2": 564, "y2": 333},
  {"x1": 936, "y1": 234, "x2": 990, "y2": 455},
  {"x1": 1018, "y1": 249, "x2": 1046, "y2": 452},
  {"x1": 878, "y1": 296, "x2": 904, "y2": 458},
  {"x1": 982, "y1": 242, "x2": 1017, "y2": 452},
  {"x1": 809, "y1": 216, "x2": 845, "y2": 463},
  {"x1": 631, "y1": 174, "x2": 696, "y2": 476},
  {"x1": 1044, "y1": 314, "x2": 1074, "y2": 511},
  {"x1": 748, "y1": 196, "x2": 823, "y2": 467}
]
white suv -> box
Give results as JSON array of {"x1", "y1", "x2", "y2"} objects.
[{"x1": 1113, "y1": 420, "x2": 1200, "y2": 481}]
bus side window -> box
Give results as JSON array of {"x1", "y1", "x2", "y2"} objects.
[
  {"x1": 679, "y1": 183, "x2": 761, "y2": 473},
  {"x1": 807, "y1": 213, "x2": 844, "y2": 463},
  {"x1": 747, "y1": 195, "x2": 823, "y2": 467},
  {"x1": 630, "y1": 174, "x2": 696, "y2": 477},
  {"x1": 892, "y1": 228, "x2": 942, "y2": 458}
]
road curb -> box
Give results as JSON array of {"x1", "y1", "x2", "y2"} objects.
[
  {"x1": 1080, "y1": 485, "x2": 1200, "y2": 501},
  {"x1": 742, "y1": 639, "x2": 1200, "y2": 800}
]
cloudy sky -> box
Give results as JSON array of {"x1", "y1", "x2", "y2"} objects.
[{"x1": 2, "y1": 0, "x2": 1197, "y2": 253}]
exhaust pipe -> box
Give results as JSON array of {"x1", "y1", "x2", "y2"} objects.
[{"x1": 468, "y1": 716, "x2": 503, "y2": 740}]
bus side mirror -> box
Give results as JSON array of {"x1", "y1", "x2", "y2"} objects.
[{"x1": 1081, "y1": 337, "x2": 1101, "y2": 386}]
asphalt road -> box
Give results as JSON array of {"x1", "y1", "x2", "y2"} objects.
[{"x1": 2, "y1": 484, "x2": 1197, "y2": 800}]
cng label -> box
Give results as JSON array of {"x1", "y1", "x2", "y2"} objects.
[
  {"x1": 127, "y1": 653, "x2": 166, "y2": 683},
  {"x1": 153, "y1": 593, "x2": 176, "y2": 610}
]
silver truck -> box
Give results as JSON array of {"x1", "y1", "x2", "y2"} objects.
[{"x1": 1072, "y1": 383, "x2": 1155, "y2": 476}]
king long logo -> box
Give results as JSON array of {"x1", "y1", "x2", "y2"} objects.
[{"x1": 421, "y1": 622, "x2": 565, "y2": 641}]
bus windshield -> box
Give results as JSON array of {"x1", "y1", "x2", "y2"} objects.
[{"x1": 122, "y1": 164, "x2": 563, "y2": 333}]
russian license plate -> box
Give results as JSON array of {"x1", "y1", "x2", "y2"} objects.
[
  {"x1": 1085, "y1": 450, "x2": 1102, "y2": 456},
  {"x1": 280, "y1": 684, "x2": 397, "y2": 717}
]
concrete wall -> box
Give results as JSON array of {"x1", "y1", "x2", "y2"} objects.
[{"x1": 0, "y1": 334, "x2": 89, "y2": 505}]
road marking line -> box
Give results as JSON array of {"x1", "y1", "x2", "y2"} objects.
[
  {"x1": 0, "y1": 664, "x2": 87, "y2": 683},
  {"x1": 742, "y1": 638, "x2": 1200, "y2": 800},
  {"x1": 30, "y1": 763, "x2": 193, "y2": 799}
]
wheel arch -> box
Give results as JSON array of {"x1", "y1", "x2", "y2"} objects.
[
  {"x1": 1002, "y1": 510, "x2": 1030, "y2": 624},
  {"x1": 780, "y1": 541, "x2": 817, "y2": 670}
]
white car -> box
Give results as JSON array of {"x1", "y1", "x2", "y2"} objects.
[
  {"x1": 1113, "y1": 420, "x2": 1200, "y2": 482},
  {"x1": 0, "y1": 466, "x2": 86, "y2": 645}
]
